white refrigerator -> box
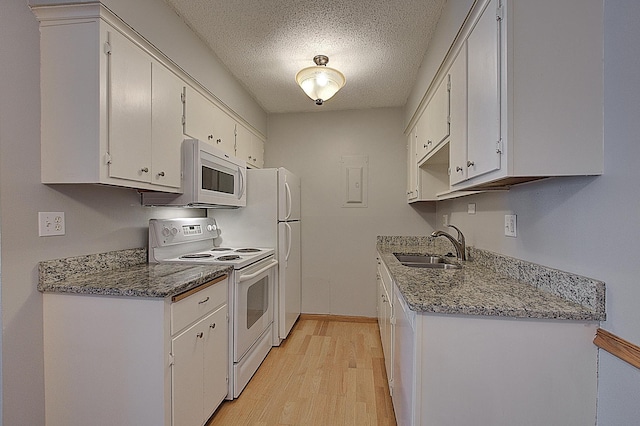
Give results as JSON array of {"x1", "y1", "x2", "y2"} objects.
[{"x1": 211, "y1": 168, "x2": 301, "y2": 341}]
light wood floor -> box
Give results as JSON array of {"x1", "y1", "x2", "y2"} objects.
[{"x1": 207, "y1": 315, "x2": 396, "y2": 425}]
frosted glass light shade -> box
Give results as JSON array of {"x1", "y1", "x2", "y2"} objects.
[{"x1": 295, "y1": 65, "x2": 345, "y2": 104}]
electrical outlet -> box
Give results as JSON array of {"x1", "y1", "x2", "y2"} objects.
[
  {"x1": 442, "y1": 214, "x2": 449, "y2": 226},
  {"x1": 468, "y1": 203, "x2": 476, "y2": 214},
  {"x1": 504, "y1": 214, "x2": 517, "y2": 237},
  {"x1": 39, "y1": 212, "x2": 65, "y2": 236}
]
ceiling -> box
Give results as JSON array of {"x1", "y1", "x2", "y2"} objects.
[{"x1": 164, "y1": 0, "x2": 447, "y2": 114}]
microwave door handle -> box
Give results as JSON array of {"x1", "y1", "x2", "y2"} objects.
[
  {"x1": 285, "y1": 182, "x2": 292, "y2": 220},
  {"x1": 238, "y1": 166, "x2": 245, "y2": 200}
]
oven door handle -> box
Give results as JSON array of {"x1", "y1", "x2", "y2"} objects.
[{"x1": 238, "y1": 259, "x2": 278, "y2": 283}]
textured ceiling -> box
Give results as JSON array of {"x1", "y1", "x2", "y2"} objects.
[{"x1": 164, "y1": 0, "x2": 446, "y2": 113}]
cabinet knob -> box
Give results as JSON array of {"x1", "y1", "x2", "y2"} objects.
[
  {"x1": 467, "y1": 161, "x2": 475, "y2": 167},
  {"x1": 423, "y1": 144, "x2": 428, "y2": 148},
  {"x1": 456, "y1": 166, "x2": 463, "y2": 172},
  {"x1": 216, "y1": 138, "x2": 222, "y2": 144},
  {"x1": 157, "y1": 171, "x2": 165, "y2": 177},
  {"x1": 210, "y1": 323, "x2": 216, "y2": 329},
  {"x1": 140, "y1": 167, "x2": 149, "y2": 173},
  {"x1": 208, "y1": 135, "x2": 214, "y2": 140},
  {"x1": 196, "y1": 332, "x2": 203, "y2": 338},
  {"x1": 427, "y1": 140, "x2": 433, "y2": 145}
]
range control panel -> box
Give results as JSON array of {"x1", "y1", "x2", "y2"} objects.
[{"x1": 149, "y1": 218, "x2": 219, "y2": 247}]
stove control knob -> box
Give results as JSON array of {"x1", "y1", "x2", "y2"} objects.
[
  {"x1": 161, "y1": 227, "x2": 171, "y2": 237},
  {"x1": 207, "y1": 224, "x2": 216, "y2": 232},
  {"x1": 170, "y1": 227, "x2": 178, "y2": 236}
]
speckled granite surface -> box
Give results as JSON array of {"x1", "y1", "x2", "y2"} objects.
[
  {"x1": 377, "y1": 236, "x2": 605, "y2": 321},
  {"x1": 38, "y1": 248, "x2": 231, "y2": 298}
]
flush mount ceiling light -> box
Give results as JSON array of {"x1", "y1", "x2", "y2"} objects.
[{"x1": 295, "y1": 55, "x2": 346, "y2": 106}]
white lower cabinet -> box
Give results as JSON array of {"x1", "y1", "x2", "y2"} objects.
[
  {"x1": 377, "y1": 257, "x2": 598, "y2": 426},
  {"x1": 376, "y1": 256, "x2": 394, "y2": 390},
  {"x1": 42, "y1": 276, "x2": 229, "y2": 426},
  {"x1": 172, "y1": 305, "x2": 228, "y2": 426}
]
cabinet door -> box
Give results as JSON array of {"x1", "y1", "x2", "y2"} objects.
[
  {"x1": 250, "y1": 138, "x2": 264, "y2": 168},
  {"x1": 467, "y1": 0, "x2": 501, "y2": 180},
  {"x1": 151, "y1": 62, "x2": 184, "y2": 188},
  {"x1": 429, "y1": 75, "x2": 450, "y2": 148},
  {"x1": 236, "y1": 124, "x2": 264, "y2": 168},
  {"x1": 203, "y1": 306, "x2": 229, "y2": 419},
  {"x1": 393, "y1": 286, "x2": 416, "y2": 426},
  {"x1": 172, "y1": 321, "x2": 205, "y2": 426},
  {"x1": 212, "y1": 106, "x2": 237, "y2": 156},
  {"x1": 184, "y1": 86, "x2": 216, "y2": 143},
  {"x1": 449, "y1": 42, "x2": 468, "y2": 185},
  {"x1": 407, "y1": 128, "x2": 418, "y2": 201},
  {"x1": 108, "y1": 29, "x2": 152, "y2": 183}
]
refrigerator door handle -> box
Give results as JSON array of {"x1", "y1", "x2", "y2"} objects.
[
  {"x1": 284, "y1": 222, "x2": 292, "y2": 262},
  {"x1": 284, "y1": 181, "x2": 292, "y2": 220}
]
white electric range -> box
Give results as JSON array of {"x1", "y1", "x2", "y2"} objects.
[{"x1": 149, "y1": 217, "x2": 278, "y2": 399}]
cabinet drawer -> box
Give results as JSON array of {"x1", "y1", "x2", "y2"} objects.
[{"x1": 171, "y1": 275, "x2": 227, "y2": 335}]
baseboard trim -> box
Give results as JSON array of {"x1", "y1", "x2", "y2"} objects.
[{"x1": 300, "y1": 313, "x2": 378, "y2": 323}]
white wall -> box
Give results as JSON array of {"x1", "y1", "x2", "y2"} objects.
[
  {"x1": 267, "y1": 108, "x2": 434, "y2": 316},
  {"x1": 409, "y1": 0, "x2": 640, "y2": 424},
  {"x1": 0, "y1": 0, "x2": 264, "y2": 424}
]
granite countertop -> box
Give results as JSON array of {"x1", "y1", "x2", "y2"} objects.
[
  {"x1": 38, "y1": 248, "x2": 232, "y2": 298},
  {"x1": 377, "y1": 237, "x2": 605, "y2": 321}
]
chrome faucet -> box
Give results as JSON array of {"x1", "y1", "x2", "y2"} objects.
[{"x1": 431, "y1": 224, "x2": 466, "y2": 261}]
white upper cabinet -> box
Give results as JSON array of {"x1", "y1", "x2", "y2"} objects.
[
  {"x1": 406, "y1": 0, "x2": 603, "y2": 199},
  {"x1": 183, "y1": 86, "x2": 217, "y2": 144},
  {"x1": 465, "y1": 0, "x2": 501, "y2": 182},
  {"x1": 416, "y1": 76, "x2": 450, "y2": 163},
  {"x1": 34, "y1": 4, "x2": 183, "y2": 192},
  {"x1": 33, "y1": 3, "x2": 263, "y2": 193},
  {"x1": 449, "y1": 42, "x2": 468, "y2": 186},
  {"x1": 235, "y1": 124, "x2": 264, "y2": 168},
  {"x1": 183, "y1": 86, "x2": 237, "y2": 157},
  {"x1": 151, "y1": 62, "x2": 184, "y2": 188},
  {"x1": 406, "y1": 128, "x2": 418, "y2": 201},
  {"x1": 211, "y1": 106, "x2": 237, "y2": 155}
]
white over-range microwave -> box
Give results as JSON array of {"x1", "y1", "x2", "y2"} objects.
[{"x1": 142, "y1": 139, "x2": 247, "y2": 208}]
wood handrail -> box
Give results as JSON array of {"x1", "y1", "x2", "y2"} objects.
[{"x1": 593, "y1": 328, "x2": 640, "y2": 370}]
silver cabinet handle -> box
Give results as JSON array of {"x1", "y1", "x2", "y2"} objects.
[
  {"x1": 196, "y1": 332, "x2": 203, "y2": 338},
  {"x1": 157, "y1": 171, "x2": 165, "y2": 177},
  {"x1": 467, "y1": 161, "x2": 475, "y2": 167},
  {"x1": 216, "y1": 138, "x2": 222, "y2": 144},
  {"x1": 208, "y1": 135, "x2": 214, "y2": 140},
  {"x1": 198, "y1": 296, "x2": 209, "y2": 304},
  {"x1": 140, "y1": 167, "x2": 149, "y2": 173},
  {"x1": 456, "y1": 166, "x2": 463, "y2": 172},
  {"x1": 210, "y1": 323, "x2": 216, "y2": 329}
]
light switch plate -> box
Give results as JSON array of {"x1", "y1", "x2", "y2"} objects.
[
  {"x1": 504, "y1": 214, "x2": 517, "y2": 237},
  {"x1": 39, "y1": 212, "x2": 65, "y2": 236}
]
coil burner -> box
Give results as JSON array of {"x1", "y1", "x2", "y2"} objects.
[
  {"x1": 235, "y1": 248, "x2": 261, "y2": 253},
  {"x1": 217, "y1": 255, "x2": 242, "y2": 261},
  {"x1": 180, "y1": 253, "x2": 213, "y2": 259}
]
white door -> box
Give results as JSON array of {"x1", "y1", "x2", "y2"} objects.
[
  {"x1": 278, "y1": 168, "x2": 301, "y2": 221},
  {"x1": 172, "y1": 320, "x2": 205, "y2": 426},
  {"x1": 278, "y1": 221, "x2": 301, "y2": 339},
  {"x1": 203, "y1": 305, "x2": 229, "y2": 419}
]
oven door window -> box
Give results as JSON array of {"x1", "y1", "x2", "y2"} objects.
[
  {"x1": 246, "y1": 276, "x2": 269, "y2": 329},
  {"x1": 202, "y1": 164, "x2": 234, "y2": 194}
]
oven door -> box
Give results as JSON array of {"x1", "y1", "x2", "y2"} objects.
[{"x1": 234, "y1": 257, "x2": 277, "y2": 362}]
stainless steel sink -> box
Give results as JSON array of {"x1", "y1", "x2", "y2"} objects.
[{"x1": 393, "y1": 253, "x2": 461, "y2": 269}]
